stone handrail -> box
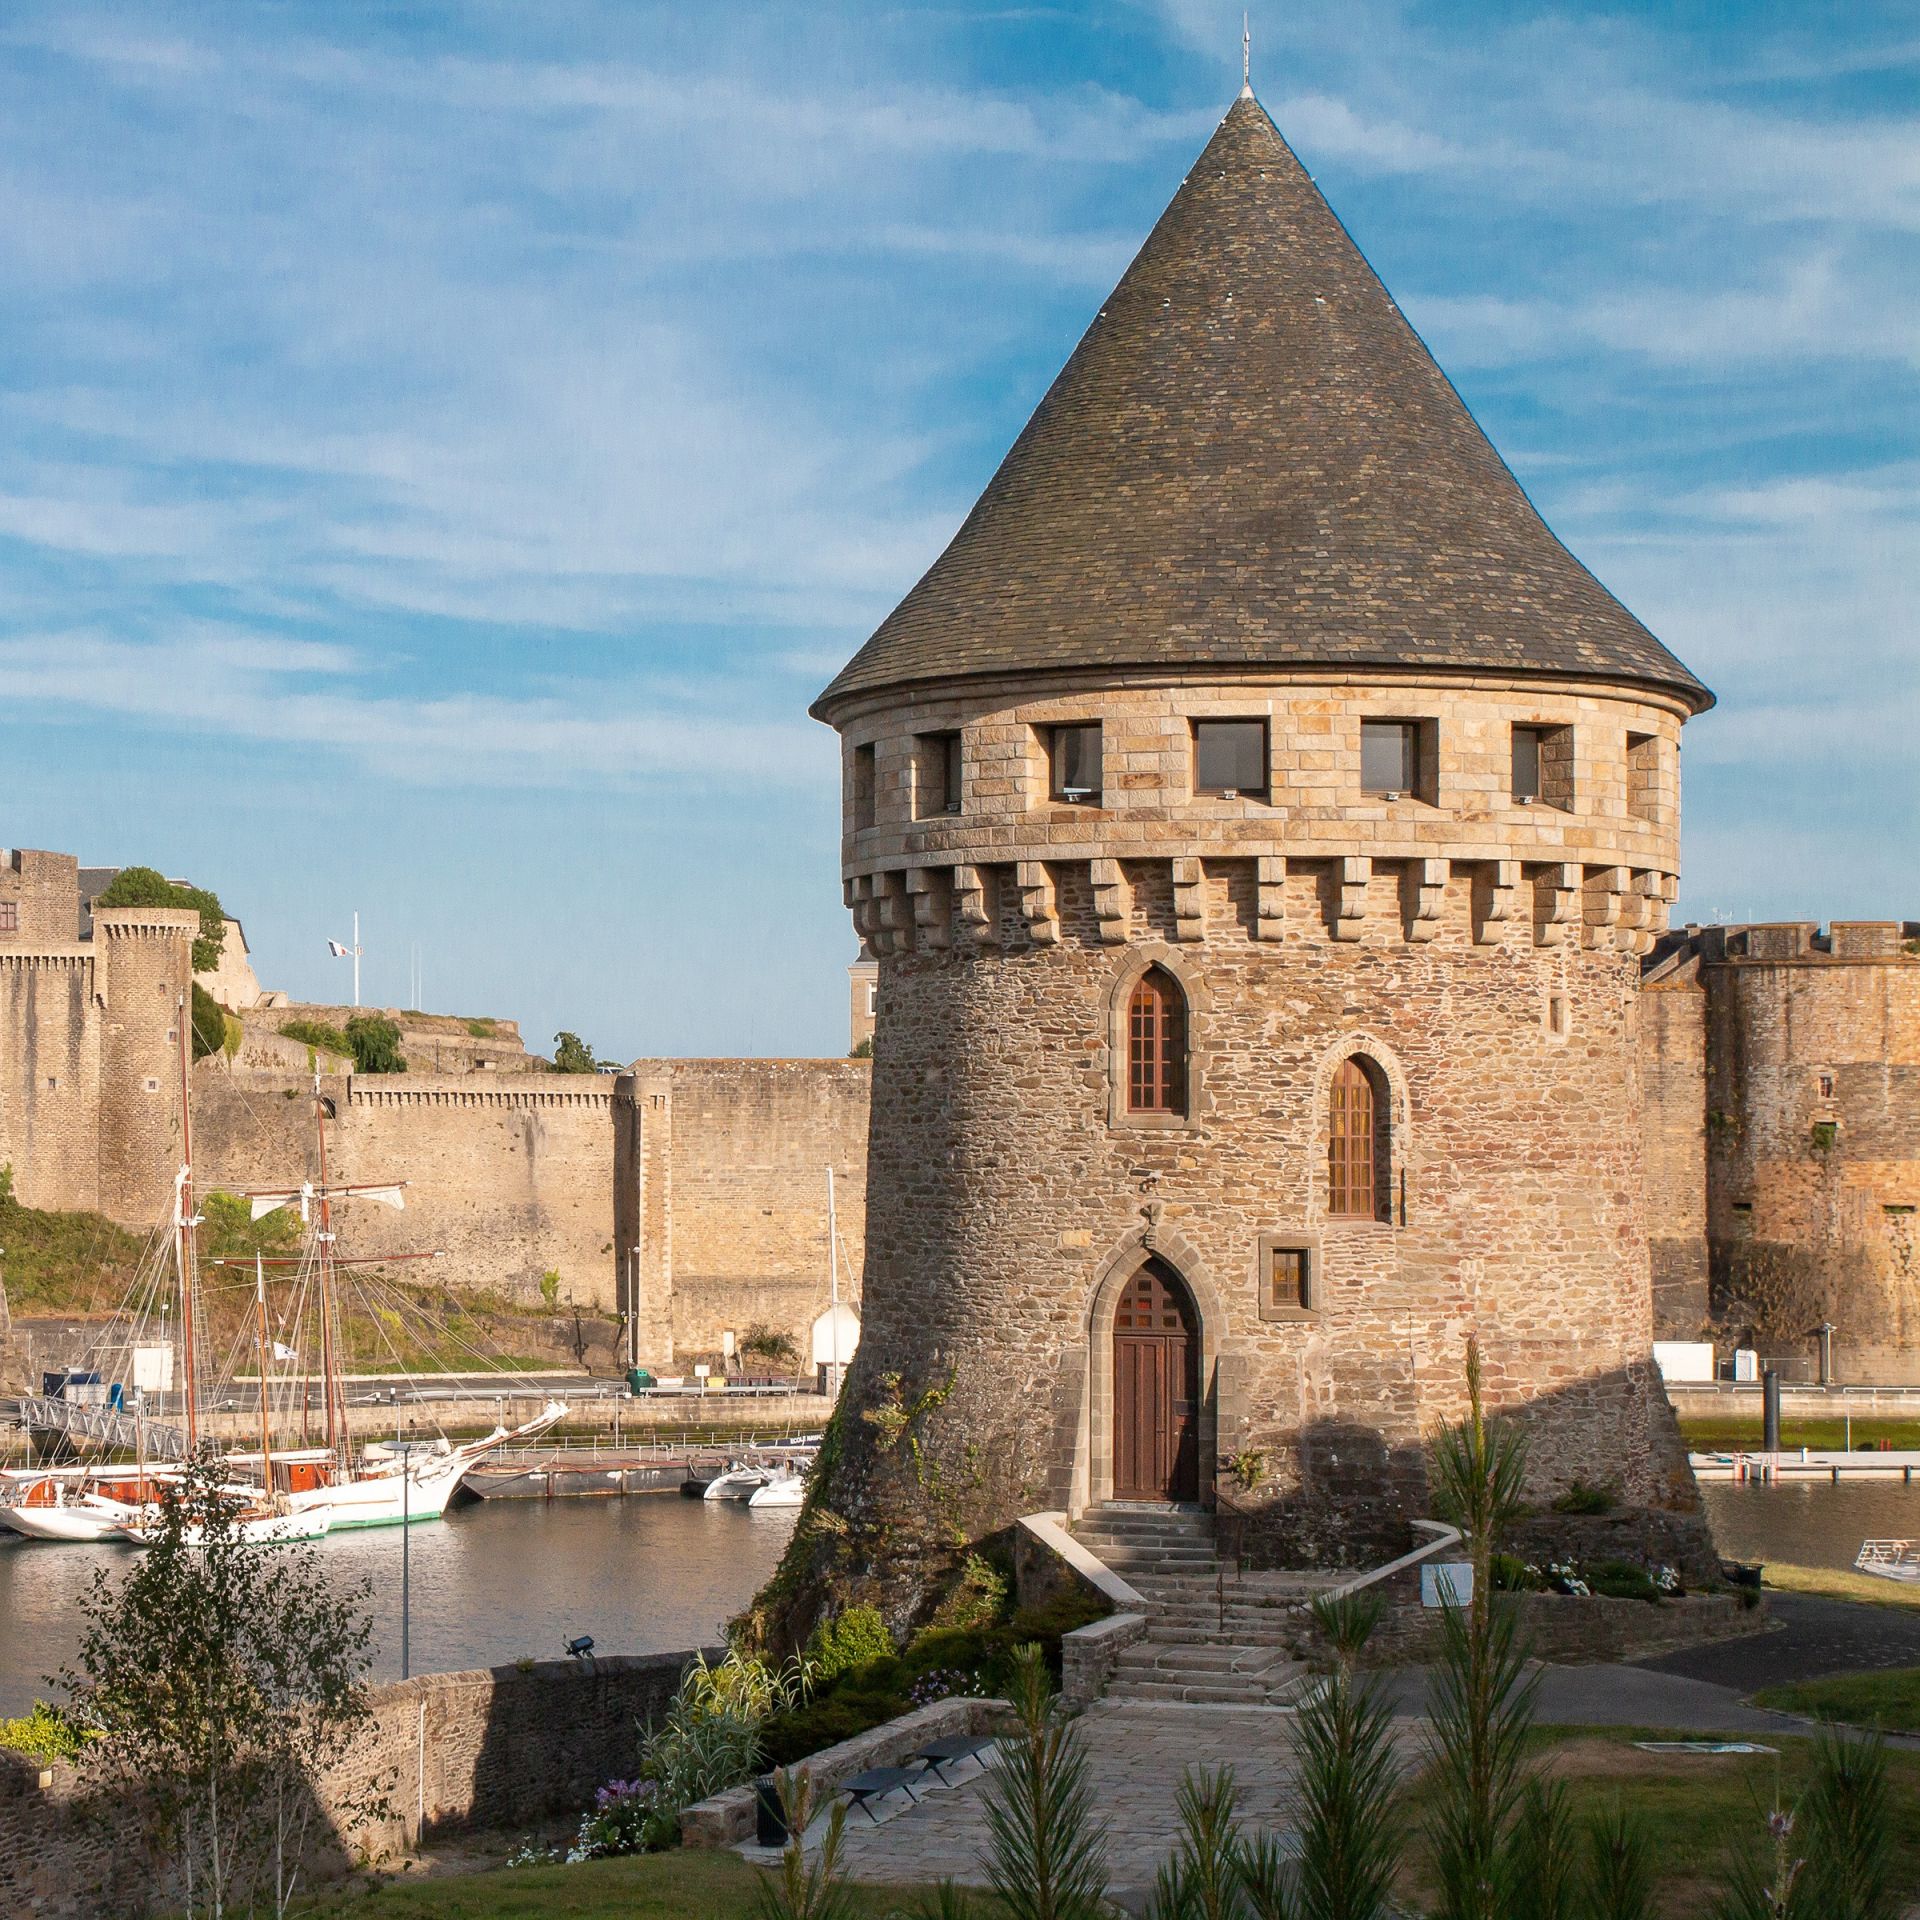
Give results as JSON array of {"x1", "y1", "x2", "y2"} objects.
[
  {"x1": 1016, "y1": 1510, "x2": 1148, "y2": 1708},
  {"x1": 1322, "y1": 1518, "x2": 1463, "y2": 1601}
]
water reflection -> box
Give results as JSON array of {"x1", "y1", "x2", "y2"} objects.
[
  {"x1": 0, "y1": 1495, "x2": 798, "y2": 1714},
  {"x1": 1701, "y1": 1480, "x2": 1920, "y2": 1575}
]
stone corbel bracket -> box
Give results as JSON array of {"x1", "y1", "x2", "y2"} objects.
[
  {"x1": 1331, "y1": 856, "x2": 1370, "y2": 941},
  {"x1": 1254, "y1": 855, "x2": 1286, "y2": 942},
  {"x1": 1016, "y1": 860, "x2": 1059, "y2": 946},
  {"x1": 1089, "y1": 858, "x2": 1130, "y2": 946},
  {"x1": 951, "y1": 863, "x2": 998, "y2": 947},
  {"x1": 1402, "y1": 858, "x2": 1447, "y2": 942},
  {"x1": 1171, "y1": 857, "x2": 1206, "y2": 942},
  {"x1": 1471, "y1": 860, "x2": 1519, "y2": 946},
  {"x1": 874, "y1": 869, "x2": 914, "y2": 956},
  {"x1": 1533, "y1": 863, "x2": 1580, "y2": 948}
]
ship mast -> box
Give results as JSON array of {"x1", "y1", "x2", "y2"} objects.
[
  {"x1": 253, "y1": 1253, "x2": 277, "y2": 1501},
  {"x1": 312, "y1": 1079, "x2": 348, "y2": 1460},
  {"x1": 173, "y1": 996, "x2": 201, "y2": 1451}
]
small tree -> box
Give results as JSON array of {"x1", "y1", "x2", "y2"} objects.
[
  {"x1": 979, "y1": 1642, "x2": 1109, "y2": 1920},
  {"x1": 344, "y1": 1014, "x2": 406, "y2": 1074},
  {"x1": 190, "y1": 983, "x2": 229, "y2": 1061},
  {"x1": 1423, "y1": 1335, "x2": 1535, "y2": 1920},
  {"x1": 57, "y1": 1457, "x2": 388, "y2": 1918},
  {"x1": 552, "y1": 1030, "x2": 601, "y2": 1074},
  {"x1": 95, "y1": 865, "x2": 227, "y2": 973}
]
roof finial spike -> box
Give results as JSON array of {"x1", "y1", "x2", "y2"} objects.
[{"x1": 1241, "y1": 11, "x2": 1253, "y2": 96}]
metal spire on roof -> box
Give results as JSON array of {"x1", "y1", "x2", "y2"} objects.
[{"x1": 1241, "y1": 12, "x2": 1252, "y2": 96}]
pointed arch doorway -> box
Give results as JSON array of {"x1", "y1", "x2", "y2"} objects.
[{"x1": 1111, "y1": 1260, "x2": 1199, "y2": 1502}]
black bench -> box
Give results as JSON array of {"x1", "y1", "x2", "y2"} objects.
[
  {"x1": 840, "y1": 1766, "x2": 923, "y2": 1824},
  {"x1": 911, "y1": 1733, "x2": 998, "y2": 1786}
]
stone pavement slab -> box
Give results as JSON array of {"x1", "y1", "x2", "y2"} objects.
[{"x1": 1377, "y1": 1661, "x2": 1803, "y2": 1735}]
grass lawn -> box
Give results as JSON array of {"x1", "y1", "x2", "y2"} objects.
[
  {"x1": 1755, "y1": 1665, "x2": 1920, "y2": 1732},
  {"x1": 1678, "y1": 1414, "x2": 1920, "y2": 1452},
  {"x1": 1399, "y1": 1728, "x2": 1920, "y2": 1917},
  {"x1": 299, "y1": 1850, "x2": 978, "y2": 1918},
  {"x1": 1761, "y1": 1560, "x2": 1920, "y2": 1610}
]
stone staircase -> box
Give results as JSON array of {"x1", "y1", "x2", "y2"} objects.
[{"x1": 1073, "y1": 1502, "x2": 1336, "y2": 1707}]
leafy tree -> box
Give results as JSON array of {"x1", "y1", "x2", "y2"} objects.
[
  {"x1": 190, "y1": 982, "x2": 229, "y2": 1062},
  {"x1": 198, "y1": 1190, "x2": 303, "y2": 1266},
  {"x1": 94, "y1": 865, "x2": 227, "y2": 973},
  {"x1": 344, "y1": 1013, "x2": 406, "y2": 1074},
  {"x1": 57, "y1": 1456, "x2": 388, "y2": 1917},
  {"x1": 848, "y1": 1037, "x2": 873, "y2": 1059},
  {"x1": 552, "y1": 1030, "x2": 601, "y2": 1074}
]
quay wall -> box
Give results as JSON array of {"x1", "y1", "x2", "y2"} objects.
[{"x1": 0, "y1": 1652, "x2": 695, "y2": 1918}]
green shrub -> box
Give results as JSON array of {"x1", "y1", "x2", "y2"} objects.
[
  {"x1": 279, "y1": 1017, "x2": 353, "y2": 1057},
  {"x1": 189, "y1": 982, "x2": 227, "y2": 1061},
  {"x1": 465, "y1": 1018, "x2": 496, "y2": 1038},
  {"x1": 932, "y1": 1552, "x2": 1011, "y2": 1633},
  {"x1": 759, "y1": 1689, "x2": 909, "y2": 1769},
  {"x1": 1550, "y1": 1479, "x2": 1617, "y2": 1515},
  {"x1": 740, "y1": 1323, "x2": 800, "y2": 1369},
  {"x1": 94, "y1": 866, "x2": 226, "y2": 972},
  {"x1": 807, "y1": 1605, "x2": 894, "y2": 1681},
  {"x1": 1491, "y1": 1552, "x2": 1541, "y2": 1592},
  {"x1": 345, "y1": 1013, "x2": 406, "y2": 1073},
  {"x1": 553, "y1": 1030, "x2": 601, "y2": 1074},
  {"x1": 539, "y1": 1269, "x2": 562, "y2": 1311},
  {"x1": 1586, "y1": 1560, "x2": 1659, "y2": 1603},
  {"x1": 0, "y1": 1701, "x2": 86, "y2": 1766}
]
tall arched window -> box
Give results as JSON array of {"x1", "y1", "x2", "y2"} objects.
[
  {"x1": 1127, "y1": 968, "x2": 1188, "y2": 1114},
  {"x1": 1329, "y1": 1055, "x2": 1390, "y2": 1220}
]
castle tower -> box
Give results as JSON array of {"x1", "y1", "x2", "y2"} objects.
[
  {"x1": 792, "y1": 95, "x2": 1714, "y2": 1623},
  {"x1": 92, "y1": 906, "x2": 198, "y2": 1222}
]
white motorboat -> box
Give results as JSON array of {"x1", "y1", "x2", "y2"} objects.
[
  {"x1": 1856, "y1": 1539, "x2": 1920, "y2": 1584},
  {"x1": 747, "y1": 1467, "x2": 808, "y2": 1509},
  {"x1": 703, "y1": 1463, "x2": 769, "y2": 1503}
]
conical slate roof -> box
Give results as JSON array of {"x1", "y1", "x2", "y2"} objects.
[{"x1": 815, "y1": 94, "x2": 1710, "y2": 718}]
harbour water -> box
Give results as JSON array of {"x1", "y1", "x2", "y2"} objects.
[
  {"x1": 0, "y1": 1494, "x2": 798, "y2": 1716},
  {"x1": 1699, "y1": 1478, "x2": 1920, "y2": 1576}
]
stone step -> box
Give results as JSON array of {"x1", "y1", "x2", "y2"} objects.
[
  {"x1": 1116, "y1": 1642, "x2": 1297, "y2": 1679},
  {"x1": 1143, "y1": 1622, "x2": 1304, "y2": 1653},
  {"x1": 1075, "y1": 1523, "x2": 1216, "y2": 1547},
  {"x1": 1105, "y1": 1668, "x2": 1318, "y2": 1708}
]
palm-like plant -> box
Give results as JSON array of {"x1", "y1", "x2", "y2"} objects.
[
  {"x1": 1291, "y1": 1591, "x2": 1403, "y2": 1920},
  {"x1": 1585, "y1": 1800, "x2": 1657, "y2": 1920},
  {"x1": 753, "y1": 1767, "x2": 856, "y2": 1920},
  {"x1": 1798, "y1": 1723, "x2": 1897, "y2": 1920},
  {"x1": 1423, "y1": 1335, "x2": 1536, "y2": 1920},
  {"x1": 1146, "y1": 1767, "x2": 1252, "y2": 1920},
  {"x1": 978, "y1": 1642, "x2": 1109, "y2": 1920}
]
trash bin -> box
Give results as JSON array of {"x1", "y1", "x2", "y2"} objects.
[
  {"x1": 626, "y1": 1367, "x2": 655, "y2": 1394},
  {"x1": 754, "y1": 1776, "x2": 788, "y2": 1847}
]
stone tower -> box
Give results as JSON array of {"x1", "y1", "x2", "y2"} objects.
[{"x1": 787, "y1": 94, "x2": 1714, "y2": 1626}]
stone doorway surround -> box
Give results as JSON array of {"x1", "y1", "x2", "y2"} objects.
[{"x1": 1075, "y1": 1225, "x2": 1226, "y2": 1516}]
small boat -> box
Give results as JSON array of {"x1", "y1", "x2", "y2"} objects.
[
  {"x1": 0, "y1": 1469, "x2": 181, "y2": 1544},
  {"x1": 747, "y1": 1467, "x2": 808, "y2": 1509},
  {"x1": 703, "y1": 1463, "x2": 769, "y2": 1503},
  {"x1": 1855, "y1": 1540, "x2": 1920, "y2": 1584},
  {"x1": 118, "y1": 1502, "x2": 333, "y2": 1547}
]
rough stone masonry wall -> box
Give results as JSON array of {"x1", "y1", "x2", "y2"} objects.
[
  {"x1": 0, "y1": 949, "x2": 103, "y2": 1214},
  {"x1": 1703, "y1": 927, "x2": 1920, "y2": 1382},
  {"x1": 0, "y1": 1652, "x2": 692, "y2": 1920},
  {"x1": 1639, "y1": 977, "x2": 1709, "y2": 1337},
  {"x1": 193, "y1": 1071, "x2": 621, "y2": 1310}
]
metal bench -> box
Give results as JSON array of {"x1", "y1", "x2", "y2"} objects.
[
  {"x1": 840, "y1": 1765, "x2": 924, "y2": 1824},
  {"x1": 910, "y1": 1733, "x2": 998, "y2": 1786}
]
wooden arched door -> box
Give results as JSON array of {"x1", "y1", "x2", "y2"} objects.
[{"x1": 1112, "y1": 1261, "x2": 1198, "y2": 1501}]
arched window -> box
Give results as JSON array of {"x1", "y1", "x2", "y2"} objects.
[
  {"x1": 1127, "y1": 968, "x2": 1187, "y2": 1115},
  {"x1": 1328, "y1": 1055, "x2": 1391, "y2": 1220}
]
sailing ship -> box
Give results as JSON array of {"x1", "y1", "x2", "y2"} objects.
[{"x1": 2, "y1": 1007, "x2": 562, "y2": 1543}]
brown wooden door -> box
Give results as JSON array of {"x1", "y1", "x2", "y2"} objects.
[{"x1": 1112, "y1": 1263, "x2": 1198, "y2": 1501}]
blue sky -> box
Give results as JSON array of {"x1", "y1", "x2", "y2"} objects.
[{"x1": 1, "y1": 2, "x2": 1914, "y2": 1059}]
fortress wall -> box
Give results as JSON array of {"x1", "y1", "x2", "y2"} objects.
[
  {"x1": 1639, "y1": 978, "x2": 1708, "y2": 1336},
  {"x1": 0, "y1": 953, "x2": 103, "y2": 1212},
  {"x1": 194, "y1": 1072, "x2": 619, "y2": 1310},
  {"x1": 634, "y1": 1059, "x2": 870, "y2": 1361},
  {"x1": 1705, "y1": 936, "x2": 1920, "y2": 1380},
  {"x1": 93, "y1": 910, "x2": 198, "y2": 1223}
]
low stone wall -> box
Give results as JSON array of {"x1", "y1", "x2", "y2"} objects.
[
  {"x1": 1354, "y1": 1586, "x2": 1765, "y2": 1666},
  {"x1": 681, "y1": 1696, "x2": 1000, "y2": 1850},
  {"x1": 0, "y1": 1652, "x2": 696, "y2": 1919}
]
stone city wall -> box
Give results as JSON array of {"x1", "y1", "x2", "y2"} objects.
[
  {"x1": 0, "y1": 1652, "x2": 694, "y2": 1919},
  {"x1": 1639, "y1": 975, "x2": 1709, "y2": 1337},
  {"x1": 1699, "y1": 924, "x2": 1920, "y2": 1382}
]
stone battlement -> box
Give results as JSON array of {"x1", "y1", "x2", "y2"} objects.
[{"x1": 849, "y1": 854, "x2": 1676, "y2": 958}]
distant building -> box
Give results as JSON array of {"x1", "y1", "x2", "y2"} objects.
[{"x1": 848, "y1": 960, "x2": 878, "y2": 1052}]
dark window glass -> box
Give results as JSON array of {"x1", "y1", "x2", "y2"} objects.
[
  {"x1": 1270, "y1": 1247, "x2": 1309, "y2": 1312},
  {"x1": 1194, "y1": 719, "x2": 1267, "y2": 797},
  {"x1": 1050, "y1": 723, "x2": 1102, "y2": 803},
  {"x1": 851, "y1": 743, "x2": 876, "y2": 830},
  {"x1": 1127, "y1": 968, "x2": 1187, "y2": 1114},
  {"x1": 941, "y1": 732, "x2": 962, "y2": 813},
  {"x1": 916, "y1": 732, "x2": 961, "y2": 817},
  {"x1": 1512, "y1": 726, "x2": 1544, "y2": 802},
  {"x1": 1361, "y1": 720, "x2": 1417, "y2": 795}
]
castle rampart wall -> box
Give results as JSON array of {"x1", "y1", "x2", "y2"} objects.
[
  {"x1": 1700, "y1": 924, "x2": 1920, "y2": 1381},
  {"x1": 1640, "y1": 977, "x2": 1709, "y2": 1337}
]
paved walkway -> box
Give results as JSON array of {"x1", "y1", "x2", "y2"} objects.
[{"x1": 1635, "y1": 1591, "x2": 1920, "y2": 1691}]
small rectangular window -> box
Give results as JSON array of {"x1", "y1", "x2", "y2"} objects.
[
  {"x1": 1271, "y1": 1247, "x2": 1308, "y2": 1311},
  {"x1": 851, "y1": 743, "x2": 876, "y2": 831},
  {"x1": 1192, "y1": 718, "x2": 1268, "y2": 798},
  {"x1": 1626, "y1": 731, "x2": 1660, "y2": 822},
  {"x1": 1512, "y1": 726, "x2": 1544, "y2": 803},
  {"x1": 1361, "y1": 720, "x2": 1419, "y2": 797},
  {"x1": 915, "y1": 732, "x2": 962, "y2": 817},
  {"x1": 1049, "y1": 723, "x2": 1102, "y2": 804},
  {"x1": 0, "y1": 901, "x2": 17, "y2": 932},
  {"x1": 1257, "y1": 1236, "x2": 1319, "y2": 1320}
]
